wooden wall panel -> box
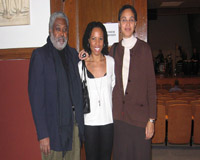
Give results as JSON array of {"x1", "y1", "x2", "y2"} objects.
[
  {"x1": 78, "y1": 0, "x2": 135, "y2": 51},
  {"x1": 63, "y1": 0, "x2": 78, "y2": 49},
  {"x1": 134, "y1": 0, "x2": 148, "y2": 42},
  {"x1": 0, "y1": 48, "x2": 34, "y2": 60},
  {"x1": 50, "y1": 0, "x2": 63, "y2": 13}
]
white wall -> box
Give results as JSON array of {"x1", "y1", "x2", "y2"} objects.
[{"x1": 0, "y1": 0, "x2": 50, "y2": 49}]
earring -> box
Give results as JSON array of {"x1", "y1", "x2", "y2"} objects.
[{"x1": 87, "y1": 43, "x2": 90, "y2": 48}]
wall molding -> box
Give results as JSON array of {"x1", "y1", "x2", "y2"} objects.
[{"x1": 0, "y1": 48, "x2": 34, "y2": 60}]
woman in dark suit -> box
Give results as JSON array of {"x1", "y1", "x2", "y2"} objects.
[{"x1": 109, "y1": 5, "x2": 156, "y2": 160}]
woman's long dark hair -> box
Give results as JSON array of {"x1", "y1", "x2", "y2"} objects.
[{"x1": 82, "y1": 21, "x2": 108, "y2": 55}]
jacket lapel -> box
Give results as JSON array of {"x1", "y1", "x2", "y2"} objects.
[{"x1": 115, "y1": 42, "x2": 125, "y2": 96}]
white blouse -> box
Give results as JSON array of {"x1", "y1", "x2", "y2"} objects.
[{"x1": 78, "y1": 55, "x2": 115, "y2": 126}]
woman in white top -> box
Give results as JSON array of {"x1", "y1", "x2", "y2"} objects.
[{"x1": 78, "y1": 21, "x2": 115, "y2": 160}]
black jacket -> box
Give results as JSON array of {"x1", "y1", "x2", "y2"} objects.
[{"x1": 28, "y1": 37, "x2": 84, "y2": 151}]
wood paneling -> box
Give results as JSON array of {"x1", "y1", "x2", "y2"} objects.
[
  {"x1": 0, "y1": 48, "x2": 34, "y2": 60},
  {"x1": 134, "y1": 0, "x2": 148, "y2": 42},
  {"x1": 50, "y1": 0, "x2": 63, "y2": 13},
  {"x1": 0, "y1": 0, "x2": 64, "y2": 60},
  {"x1": 63, "y1": 0, "x2": 78, "y2": 49},
  {"x1": 78, "y1": 0, "x2": 135, "y2": 51}
]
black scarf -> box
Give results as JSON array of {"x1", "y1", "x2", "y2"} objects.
[{"x1": 52, "y1": 46, "x2": 73, "y2": 152}]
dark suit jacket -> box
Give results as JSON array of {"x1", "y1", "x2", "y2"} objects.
[
  {"x1": 28, "y1": 37, "x2": 84, "y2": 151},
  {"x1": 110, "y1": 38, "x2": 157, "y2": 128}
]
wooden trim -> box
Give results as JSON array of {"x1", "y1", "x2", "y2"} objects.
[{"x1": 0, "y1": 48, "x2": 35, "y2": 60}]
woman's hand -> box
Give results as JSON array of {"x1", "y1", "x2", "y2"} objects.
[
  {"x1": 145, "y1": 120, "x2": 155, "y2": 140},
  {"x1": 79, "y1": 49, "x2": 89, "y2": 60}
]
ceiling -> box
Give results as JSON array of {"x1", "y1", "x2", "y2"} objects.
[{"x1": 148, "y1": 0, "x2": 200, "y2": 9}]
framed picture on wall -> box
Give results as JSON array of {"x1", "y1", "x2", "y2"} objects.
[
  {"x1": 0, "y1": 0, "x2": 50, "y2": 60},
  {"x1": 0, "y1": 0, "x2": 30, "y2": 26}
]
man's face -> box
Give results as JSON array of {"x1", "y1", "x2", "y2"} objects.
[{"x1": 50, "y1": 17, "x2": 68, "y2": 50}]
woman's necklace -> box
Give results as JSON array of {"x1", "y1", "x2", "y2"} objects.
[
  {"x1": 94, "y1": 77, "x2": 103, "y2": 106},
  {"x1": 90, "y1": 55, "x2": 105, "y2": 106}
]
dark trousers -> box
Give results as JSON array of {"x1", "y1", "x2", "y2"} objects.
[
  {"x1": 113, "y1": 120, "x2": 151, "y2": 160},
  {"x1": 84, "y1": 123, "x2": 114, "y2": 160}
]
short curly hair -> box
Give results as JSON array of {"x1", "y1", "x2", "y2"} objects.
[{"x1": 82, "y1": 21, "x2": 108, "y2": 55}]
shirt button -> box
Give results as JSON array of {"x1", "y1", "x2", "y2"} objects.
[{"x1": 123, "y1": 101, "x2": 125, "y2": 104}]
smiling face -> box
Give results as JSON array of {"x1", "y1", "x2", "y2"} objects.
[
  {"x1": 50, "y1": 17, "x2": 68, "y2": 50},
  {"x1": 88, "y1": 27, "x2": 104, "y2": 56},
  {"x1": 119, "y1": 8, "x2": 136, "y2": 38}
]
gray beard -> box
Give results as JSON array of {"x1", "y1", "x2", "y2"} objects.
[{"x1": 50, "y1": 33, "x2": 68, "y2": 50}]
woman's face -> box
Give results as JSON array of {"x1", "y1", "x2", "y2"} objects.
[
  {"x1": 89, "y1": 27, "x2": 104, "y2": 55},
  {"x1": 119, "y1": 8, "x2": 136, "y2": 38}
]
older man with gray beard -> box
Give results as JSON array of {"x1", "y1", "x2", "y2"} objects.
[{"x1": 28, "y1": 12, "x2": 84, "y2": 160}]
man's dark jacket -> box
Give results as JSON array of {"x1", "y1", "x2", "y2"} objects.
[{"x1": 28, "y1": 37, "x2": 84, "y2": 151}]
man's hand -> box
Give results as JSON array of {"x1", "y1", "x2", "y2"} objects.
[
  {"x1": 40, "y1": 137, "x2": 50, "y2": 155},
  {"x1": 79, "y1": 49, "x2": 89, "y2": 60},
  {"x1": 145, "y1": 120, "x2": 155, "y2": 140}
]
